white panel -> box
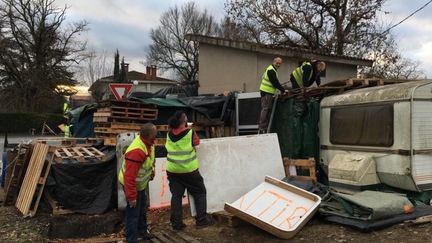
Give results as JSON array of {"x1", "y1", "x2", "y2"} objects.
[
  {"x1": 412, "y1": 101, "x2": 432, "y2": 149},
  {"x1": 413, "y1": 154, "x2": 432, "y2": 186},
  {"x1": 192, "y1": 133, "x2": 285, "y2": 214}
]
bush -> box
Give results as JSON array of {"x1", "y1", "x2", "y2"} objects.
[{"x1": 0, "y1": 113, "x2": 64, "y2": 134}]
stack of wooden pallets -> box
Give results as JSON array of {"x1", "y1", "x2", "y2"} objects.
[
  {"x1": 93, "y1": 100, "x2": 159, "y2": 146},
  {"x1": 5, "y1": 140, "x2": 106, "y2": 217}
]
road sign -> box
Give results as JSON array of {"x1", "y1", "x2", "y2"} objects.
[{"x1": 109, "y1": 83, "x2": 133, "y2": 101}]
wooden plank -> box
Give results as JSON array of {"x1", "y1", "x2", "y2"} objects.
[
  {"x1": 72, "y1": 147, "x2": 85, "y2": 157},
  {"x1": 87, "y1": 147, "x2": 105, "y2": 157},
  {"x1": 153, "y1": 232, "x2": 175, "y2": 243},
  {"x1": 54, "y1": 150, "x2": 62, "y2": 158},
  {"x1": 110, "y1": 115, "x2": 157, "y2": 121},
  {"x1": 81, "y1": 147, "x2": 95, "y2": 157},
  {"x1": 161, "y1": 231, "x2": 186, "y2": 243},
  {"x1": 175, "y1": 231, "x2": 201, "y2": 243},
  {"x1": 61, "y1": 147, "x2": 73, "y2": 157}
]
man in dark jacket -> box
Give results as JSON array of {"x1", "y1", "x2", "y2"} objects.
[
  {"x1": 290, "y1": 60, "x2": 326, "y2": 88},
  {"x1": 258, "y1": 57, "x2": 286, "y2": 134}
]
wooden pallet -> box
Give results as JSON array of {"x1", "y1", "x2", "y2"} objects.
[
  {"x1": 3, "y1": 145, "x2": 31, "y2": 206},
  {"x1": 99, "y1": 99, "x2": 158, "y2": 109},
  {"x1": 151, "y1": 230, "x2": 200, "y2": 243},
  {"x1": 44, "y1": 191, "x2": 74, "y2": 215},
  {"x1": 16, "y1": 143, "x2": 55, "y2": 217},
  {"x1": 93, "y1": 102, "x2": 159, "y2": 123},
  {"x1": 54, "y1": 146, "x2": 105, "y2": 163}
]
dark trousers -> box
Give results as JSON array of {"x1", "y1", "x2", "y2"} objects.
[
  {"x1": 168, "y1": 172, "x2": 207, "y2": 227},
  {"x1": 258, "y1": 93, "x2": 274, "y2": 130},
  {"x1": 125, "y1": 189, "x2": 148, "y2": 243}
]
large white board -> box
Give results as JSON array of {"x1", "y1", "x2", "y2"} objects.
[{"x1": 191, "y1": 133, "x2": 285, "y2": 214}]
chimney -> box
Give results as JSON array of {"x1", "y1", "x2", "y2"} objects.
[
  {"x1": 151, "y1": 65, "x2": 157, "y2": 80},
  {"x1": 146, "y1": 66, "x2": 151, "y2": 80}
]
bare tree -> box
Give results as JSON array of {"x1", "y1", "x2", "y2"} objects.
[
  {"x1": 226, "y1": 0, "x2": 385, "y2": 55},
  {"x1": 147, "y1": 2, "x2": 219, "y2": 82},
  {"x1": 76, "y1": 49, "x2": 113, "y2": 86},
  {"x1": 0, "y1": 0, "x2": 87, "y2": 112},
  {"x1": 225, "y1": 0, "x2": 424, "y2": 79},
  {"x1": 359, "y1": 34, "x2": 425, "y2": 79},
  {"x1": 218, "y1": 16, "x2": 258, "y2": 42}
]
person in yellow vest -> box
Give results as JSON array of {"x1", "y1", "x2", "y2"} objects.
[
  {"x1": 165, "y1": 111, "x2": 213, "y2": 230},
  {"x1": 290, "y1": 60, "x2": 326, "y2": 88},
  {"x1": 63, "y1": 102, "x2": 72, "y2": 137},
  {"x1": 258, "y1": 57, "x2": 286, "y2": 134},
  {"x1": 118, "y1": 123, "x2": 157, "y2": 243}
]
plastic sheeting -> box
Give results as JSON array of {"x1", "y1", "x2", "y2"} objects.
[
  {"x1": 271, "y1": 98, "x2": 320, "y2": 160},
  {"x1": 69, "y1": 104, "x2": 98, "y2": 138},
  {"x1": 46, "y1": 148, "x2": 117, "y2": 214},
  {"x1": 323, "y1": 205, "x2": 432, "y2": 232}
]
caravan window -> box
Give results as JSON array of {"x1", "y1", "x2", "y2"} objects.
[{"x1": 330, "y1": 104, "x2": 393, "y2": 147}]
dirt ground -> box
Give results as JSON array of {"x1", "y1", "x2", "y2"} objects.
[{"x1": 1, "y1": 200, "x2": 432, "y2": 243}]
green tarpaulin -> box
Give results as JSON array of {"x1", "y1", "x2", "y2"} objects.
[{"x1": 271, "y1": 97, "x2": 320, "y2": 160}]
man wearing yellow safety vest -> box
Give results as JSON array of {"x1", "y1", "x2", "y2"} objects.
[
  {"x1": 165, "y1": 111, "x2": 213, "y2": 231},
  {"x1": 258, "y1": 57, "x2": 287, "y2": 134},
  {"x1": 118, "y1": 123, "x2": 157, "y2": 242},
  {"x1": 290, "y1": 60, "x2": 326, "y2": 89}
]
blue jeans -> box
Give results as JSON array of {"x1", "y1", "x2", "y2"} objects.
[{"x1": 125, "y1": 189, "x2": 148, "y2": 243}]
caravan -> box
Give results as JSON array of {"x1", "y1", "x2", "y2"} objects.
[{"x1": 320, "y1": 80, "x2": 432, "y2": 192}]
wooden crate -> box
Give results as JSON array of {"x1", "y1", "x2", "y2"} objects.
[
  {"x1": 16, "y1": 143, "x2": 55, "y2": 217},
  {"x1": 283, "y1": 158, "x2": 317, "y2": 183}
]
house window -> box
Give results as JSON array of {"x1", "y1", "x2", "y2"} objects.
[
  {"x1": 330, "y1": 104, "x2": 393, "y2": 147},
  {"x1": 297, "y1": 61, "x2": 326, "y2": 78}
]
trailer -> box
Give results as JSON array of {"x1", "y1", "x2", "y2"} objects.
[{"x1": 320, "y1": 80, "x2": 432, "y2": 191}]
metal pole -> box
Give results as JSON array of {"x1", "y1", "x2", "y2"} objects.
[{"x1": 267, "y1": 93, "x2": 279, "y2": 133}]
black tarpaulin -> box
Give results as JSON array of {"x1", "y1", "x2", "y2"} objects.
[{"x1": 46, "y1": 148, "x2": 117, "y2": 214}]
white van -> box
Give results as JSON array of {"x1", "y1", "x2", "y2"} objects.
[{"x1": 320, "y1": 80, "x2": 432, "y2": 192}]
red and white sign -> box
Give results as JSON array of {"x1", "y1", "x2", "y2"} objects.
[{"x1": 109, "y1": 83, "x2": 133, "y2": 101}]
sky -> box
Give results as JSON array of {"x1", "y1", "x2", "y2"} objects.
[{"x1": 56, "y1": 0, "x2": 432, "y2": 81}]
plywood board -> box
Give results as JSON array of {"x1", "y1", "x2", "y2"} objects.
[
  {"x1": 148, "y1": 158, "x2": 188, "y2": 210},
  {"x1": 191, "y1": 134, "x2": 285, "y2": 214},
  {"x1": 225, "y1": 176, "x2": 321, "y2": 239}
]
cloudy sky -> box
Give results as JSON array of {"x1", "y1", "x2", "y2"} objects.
[{"x1": 56, "y1": 0, "x2": 432, "y2": 80}]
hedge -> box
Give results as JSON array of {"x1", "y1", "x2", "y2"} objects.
[{"x1": 0, "y1": 113, "x2": 64, "y2": 134}]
